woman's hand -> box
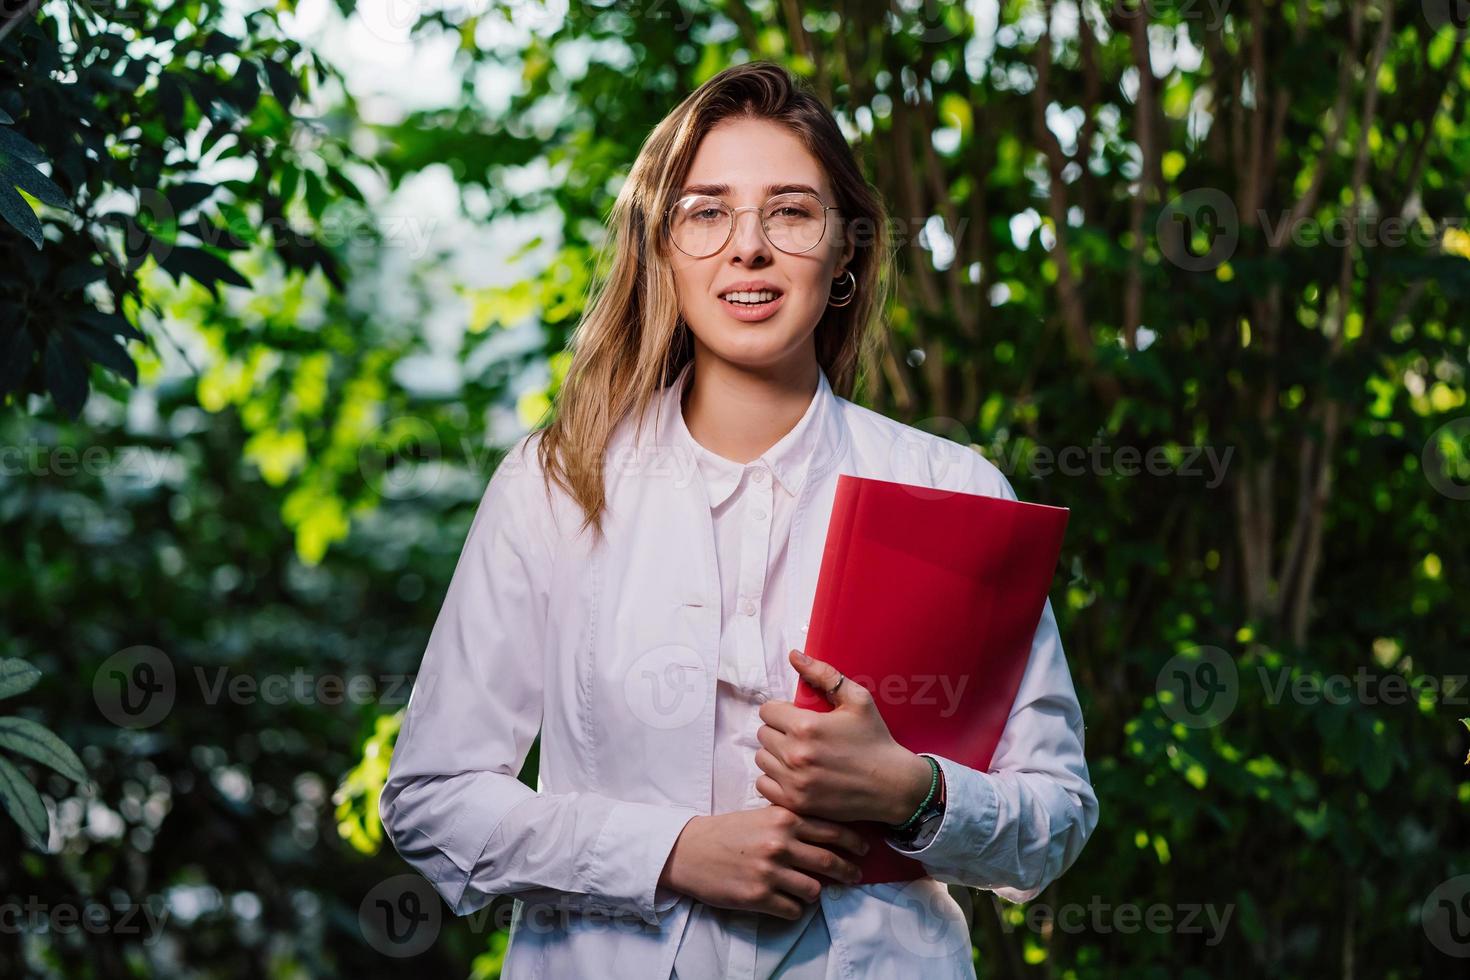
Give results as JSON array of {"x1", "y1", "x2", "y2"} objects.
[
  {"x1": 753, "y1": 649, "x2": 936, "y2": 825},
  {"x1": 657, "y1": 806, "x2": 869, "y2": 920}
]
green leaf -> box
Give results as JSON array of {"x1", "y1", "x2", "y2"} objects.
[
  {"x1": 0, "y1": 326, "x2": 35, "y2": 395},
  {"x1": 0, "y1": 755, "x2": 49, "y2": 849},
  {"x1": 70, "y1": 323, "x2": 138, "y2": 385},
  {"x1": 202, "y1": 33, "x2": 238, "y2": 59},
  {"x1": 279, "y1": 165, "x2": 300, "y2": 205},
  {"x1": 0, "y1": 184, "x2": 43, "y2": 248},
  {"x1": 159, "y1": 245, "x2": 251, "y2": 297},
  {"x1": 42, "y1": 331, "x2": 88, "y2": 417},
  {"x1": 325, "y1": 166, "x2": 365, "y2": 204},
  {"x1": 76, "y1": 310, "x2": 144, "y2": 343},
  {"x1": 0, "y1": 659, "x2": 42, "y2": 700},
  {"x1": 0, "y1": 157, "x2": 68, "y2": 209},
  {"x1": 232, "y1": 60, "x2": 261, "y2": 113},
  {"x1": 1359, "y1": 721, "x2": 1392, "y2": 791},
  {"x1": 303, "y1": 168, "x2": 326, "y2": 217},
  {"x1": 57, "y1": 262, "x2": 107, "y2": 293},
  {"x1": 181, "y1": 218, "x2": 248, "y2": 251},
  {"x1": 0, "y1": 717, "x2": 87, "y2": 783},
  {"x1": 1234, "y1": 889, "x2": 1266, "y2": 945},
  {"x1": 164, "y1": 181, "x2": 216, "y2": 216},
  {"x1": 264, "y1": 59, "x2": 299, "y2": 110},
  {"x1": 0, "y1": 127, "x2": 45, "y2": 165},
  {"x1": 158, "y1": 73, "x2": 185, "y2": 121}
]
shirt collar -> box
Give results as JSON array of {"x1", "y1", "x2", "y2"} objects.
[{"x1": 663, "y1": 360, "x2": 833, "y2": 508}]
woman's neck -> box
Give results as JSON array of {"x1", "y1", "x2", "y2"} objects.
[{"x1": 680, "y1": 355, "x2": 819, "y2": 465}]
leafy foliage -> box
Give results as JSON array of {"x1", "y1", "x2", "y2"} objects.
[
  {"x1": 0, "y1": 0, "x2": 361, "y2": 416},
  {"x1": 2, "y1": 1, "x2": 1468, "y2": 977},
  {"x1": 0, "y1": 659, "x2": 87, "y2": 849}
]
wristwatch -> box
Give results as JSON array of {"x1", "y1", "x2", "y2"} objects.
[{"x1": 886, "y1": 756, "x2": 947, "y2": 847}]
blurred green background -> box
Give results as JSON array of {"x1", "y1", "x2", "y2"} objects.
[{"x1": 2, "y1": 0, "x2": 1469, "y2": 976}]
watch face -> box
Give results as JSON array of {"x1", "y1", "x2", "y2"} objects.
[{"x1": 892, "y1": 802, "x2": 943, "y2": 845}]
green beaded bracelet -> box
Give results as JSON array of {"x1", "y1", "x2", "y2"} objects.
[{"x1": 891, "y1": 755, "x2": 940, "y2": 833}]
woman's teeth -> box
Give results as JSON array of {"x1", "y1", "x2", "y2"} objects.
[{"x1": 723, "y1": 291, "x2": 779, "y2": 305}]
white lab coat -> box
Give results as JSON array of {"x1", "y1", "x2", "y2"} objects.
[{"x1": 379, "y1": 361, "x2": 1099, "y2": 979}]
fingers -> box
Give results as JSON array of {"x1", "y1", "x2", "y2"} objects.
[
  {"x1": 728, "y1": 811, "x2": 860, "y2": 920},
  {"x1": 788, "y1": 648, "x2": 845, "y2": 694},
  {"x1": 793, "y1": 814, "x2": 871, "y2": 859},
  {"x1": 768, "y1": 866, "x2": 823, "y2": 915},
  {"x1": 760, "y1": 892, "x2": 807, "y2": 921},
  {"x1": 757, "y1": 697, "x2": 804, "y2": 732},
  {"x1": 753, "y1": 747, "x2": 795, "y2": 785},
  {"x1": 753, "y1": 772, "x2": 786, "y2": 807},
  {"x1": 754, "y1": 721, "x2": 787, "y2": 759},
  {"x1": 786, "y1": 839, "x2": 862, "y2": 885}
]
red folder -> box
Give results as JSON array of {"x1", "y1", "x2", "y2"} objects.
[{"x1": 793, "y1": 474, "x2": 1070, "y2": 884}]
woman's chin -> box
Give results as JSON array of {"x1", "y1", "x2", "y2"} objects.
[{"x1": 707, "y1": 335, "x2": 809, "y2": 371}]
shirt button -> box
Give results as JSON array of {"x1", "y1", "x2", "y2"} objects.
[
  {"x1": 752, "y1": 467, "x2": 768, "y2": 483},
  {"x1": 741, "y1": 599, "x2": 757, "y2": 616},
  {"x1": 753, "y1": 508, "x2": 767, "y2": 521}
]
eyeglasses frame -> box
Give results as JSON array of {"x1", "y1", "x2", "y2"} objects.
[{"x1": 662, "y1": 192, "x2": 841, "y2": 258}]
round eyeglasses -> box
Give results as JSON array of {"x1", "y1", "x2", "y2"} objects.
[{"x1": 664, "y1": 192, "x2": 839, "y2": 258}]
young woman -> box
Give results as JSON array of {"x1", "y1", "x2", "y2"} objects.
[{"x1": 380, "y1": 61, "x2": 1097, "y2": 979}]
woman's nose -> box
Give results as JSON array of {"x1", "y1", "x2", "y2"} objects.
[{"x1": 727, "y1": 207, "x2": 773, "y2": 262}]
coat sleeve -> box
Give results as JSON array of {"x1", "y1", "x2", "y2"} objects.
[
  {"x1": 378, "y1": 433, "x2": 699, "y2": 924},
  {"x1": 885, "y1": 458, "x2": 1099, "y2": 903}
]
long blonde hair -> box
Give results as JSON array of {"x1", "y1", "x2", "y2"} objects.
[{"x1": 535, "y1": 61, "x2": 892, "y2": 540}]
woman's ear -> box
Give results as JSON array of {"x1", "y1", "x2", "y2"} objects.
[{"x1": 838, "y1": 222, "x2": 856, "y2": 274}]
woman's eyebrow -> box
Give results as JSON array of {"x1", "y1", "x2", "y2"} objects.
[{"x1": 680, "y1": 182, "x2": 822, "y2": 198}]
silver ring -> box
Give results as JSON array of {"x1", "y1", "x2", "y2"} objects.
[{"x1": 827, "y1": 674, "x2": 845, "y2": 696}]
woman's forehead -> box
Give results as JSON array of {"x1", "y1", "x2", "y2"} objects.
[{"x1": 683, "y1": 119, "x2": 830, "y2": 195}]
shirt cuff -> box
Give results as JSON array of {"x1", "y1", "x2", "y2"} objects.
[
  {"x1": 587, "y1": 800, "x2": 700, "y2": 926},
  {"x1": 882, "y1": 753, "x2": 997, "y2": 870}
]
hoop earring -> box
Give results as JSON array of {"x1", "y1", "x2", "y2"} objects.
[{"x1": 827, "y1": 269, "x2": 856, "y2": 308}]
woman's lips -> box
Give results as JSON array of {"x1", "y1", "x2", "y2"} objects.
[{"x1": 718, "y1": 292, "x2": 786, "y2": 322}]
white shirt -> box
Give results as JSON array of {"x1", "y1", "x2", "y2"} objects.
[
  {"x1": 380, "y1": 359, "x2": 1099, "y2": 980},
  {"x1": 670, "y1": 365, "x2": 926, "y2": 979}
]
